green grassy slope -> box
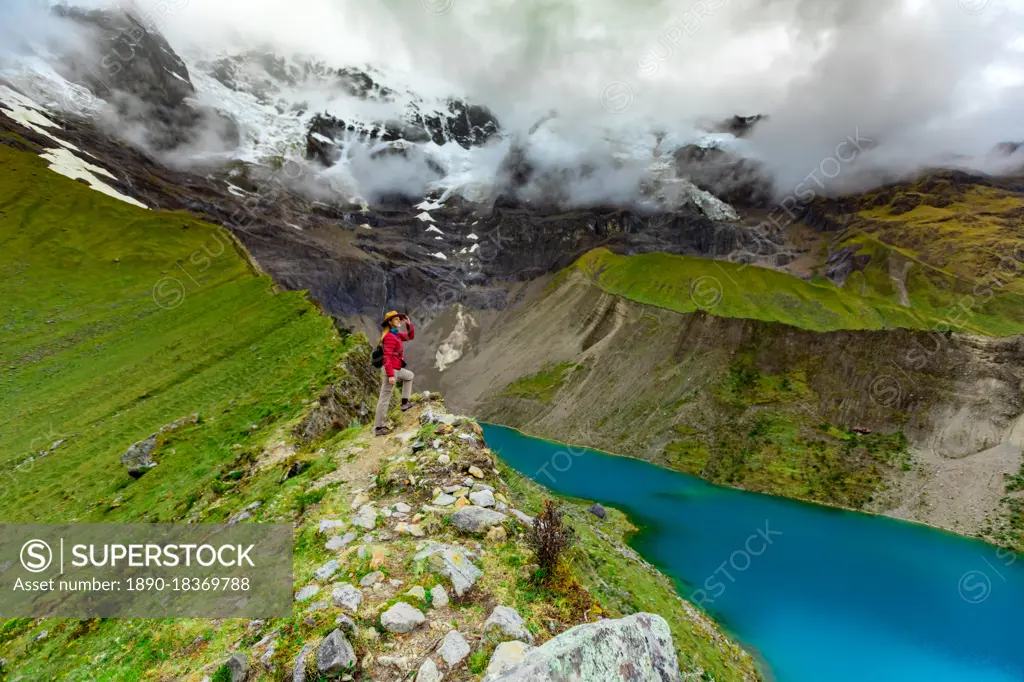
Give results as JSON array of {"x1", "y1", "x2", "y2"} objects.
[
  {"x1": 852, "y1": 176, "x2": 1024, "y2": 295},
  {"x1": 0, "y1": 143, "x2": 347, "y2": 523},
  {"x1": 0, "y1": 145, "x2": 761, "y2": 681},
  {"x1": 574, "y1": 246, "x2": 1024, "y2": 336}
]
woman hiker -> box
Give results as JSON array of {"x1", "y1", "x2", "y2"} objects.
[{"x1": 374, "y1": 311, "x2": 415, "y2": 436}]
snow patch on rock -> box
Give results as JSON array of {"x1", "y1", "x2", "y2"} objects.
[{"x1": 435, "y1": 305, "x2": 478, "y2": 372}]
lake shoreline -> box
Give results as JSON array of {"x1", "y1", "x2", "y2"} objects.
[
  {"x1": 482, "y1": 421, "x2": 1024, "y2": 682},
  {"x1": 481, "y1": 420, "x2": 1016, "y2": 553}
]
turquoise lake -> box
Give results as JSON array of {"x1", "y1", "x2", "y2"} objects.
[{"x1": 481, "y1": 424, "x2": 1024, "y2": 682}]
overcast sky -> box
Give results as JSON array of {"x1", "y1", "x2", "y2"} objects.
[{"x1": 6, "y1": 0, "x2": 1024, "y2": 193}]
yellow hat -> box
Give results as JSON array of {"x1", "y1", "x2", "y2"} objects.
[{"x1": 382, "y1": 310, "x2": 401, "y2": 326}]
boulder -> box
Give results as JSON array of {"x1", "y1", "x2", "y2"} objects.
[
  {"x1": 359, "y1": 570, "x2": 384, "y2": 587},
  {"x1": 416, "y1": 657, "x2": 443, "y2": 682},
  {"x1": 468, "y1": 466, "x2": 485, "y2": 479},
  {"x1": 433, "y1": 493, "x2": 457, "y2": 507},
  {"x1": 485, "y1": 641, "x2": 533, "y2": 678},
  {"x1": 430, "y1": 585, "x2": 450, "y2": 608},
  {"x1": 469, "y1": 490, "x2": 496, "y2": 507},
  {"x1": 587, "y1": 504, "x2": 606, "y2": 520},
  {"x1": 381, "y1": 602, "x2": 426, "y2": 634},
  {"x1": 291, "y1": 642, "x2": 315, "y2": 682},
  {"x1": 316, "y1": 629, "x2": 356, "y2": 675},
  {"x1": 510, "y1": 510, "x2": 535, "y2": 527},
  {"x1": 326, "y1": 531, "x2": 358, "y2": 550},
  {"x1": 451, "y1": 506, "x2": 507, "y2": 534},
  {"x1": 334, "y1": 613, "x2": 356, "y2": 633},
  {"x1": 313, "y1": 559, "x2": 340, "y2": 581},
  {"x1": 305, "y1": 601, "x2": 328, "y2": 613},
  {"x1": 259, "y1": 640, "x2": 278, "y2": 670},
  {"x1": 121, "y1": 436, "x2": 158, "y2": 478},
  {"x1": 223, "y1": 654, "x2": 248, "y2": 682},
  {"x1": 294, "y1": 584, "x2": 320, "y2": 602},
  {"x1": 330, "y1": 584, "x2": 363, "y2": 613},
  {"x1": 318, "y1": 520, "x2": 345, "y2": 534},
  {"x1": 438, "y1": 629, "x2": 471, "y2": 667},
  {"x1": 352, "y1": 505, "x2": 378, "y2": 530},
  {"x1": 484, "y1": 606, "x2": 535, "y2": 644},
  {"x1": 413, "y1": 544, "x2": 482, "y2": 596},
  {"x1": 406, "y1": 585, "x2": 427, "y2": 601},
  {"x1": 485, "y1": 613, "x2": 682, "y2": 681}
]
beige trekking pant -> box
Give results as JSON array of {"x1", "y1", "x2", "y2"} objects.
[{"x1": 374, "y1": 368, "x2": 414, "y2": 429}]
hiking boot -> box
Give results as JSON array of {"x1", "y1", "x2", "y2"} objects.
[
  {"x1": 374, "y1": 426, "x2": 390, "y2": 436},
  {"x1": 400, "y1": 400, "x2": 413, "y2": 412}
]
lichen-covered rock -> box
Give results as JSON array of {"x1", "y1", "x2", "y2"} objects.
[
  {"x1": 416, "y1": 657, "x2": 443, "y2": 682},
  {"x1": 316, "y1": 629, "x2": 355, "y2": 674},
  {"x1": 510, "y1": 509, "x2": 535, "y2": 527},
  {"x1": 294, "y1": 584, "x2": 320, "y2": 602},
  {"x1": 359, "y1": 570, "x2": 384, "y2": 587},
  {"x1": 438, "y1": 629, "x2": 471, "y2": 668},
  {"x1": 121, "y1": 435, "x2": 158, "y2": 478},
  {"x1": 314, "y1": 559, "x2": 340, "y2": 581},
  {"x1": 331, "y1": 584, "x2": 363, "y2": 613},
  {"x1": 292, "y1": 642, "x2": 316, "y2": 682},
  {"x1": 294, "y1": 342, "x2": 378, "y2": 443},
  {"x1": 326, "y1": 531, "x2": 358, "y2": 550},
  {"x1": 485, "y1": 641, "x2": 533, "y2": 678},
  {"x1": 485, "y1": 613, "x2": 682, "y2": 681},
  {"x1": 352, "y1": 504, "x2": 378, "y2": 530},
  {"x1": 469, "y1": 489, "x2": 495, "y2": 507},
  {"x1": 433, "y1": 493, "x2": 457, "y2": 506},
  {"x1": 223, "y1": 654, "x2": 248, "y2": 682},
  {"x1": 430, "y1": 585, "x2": 450, "y2": 608},
  {"x1": 484, "y1": 606, "x2": 534, "y2": 644},
  {"x1": 381, "y1": 602, "x2": 426, "y2": 634},
  {"x1": 413, "y1": 543, "x2": 482, "y2": 596},
  {"x1": 451, "y1": 506, "x2": 506, "y2": 534}
]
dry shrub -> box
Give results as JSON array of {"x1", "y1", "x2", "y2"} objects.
[{"x1": 528, "y1": 500, "x2": 576, "y2": 578}]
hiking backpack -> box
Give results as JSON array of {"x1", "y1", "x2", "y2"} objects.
[{"x1": 371, "y1": 343, "x2": 384, "y2": 368}]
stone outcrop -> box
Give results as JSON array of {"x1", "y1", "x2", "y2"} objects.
[
  {"x1": 485, "y1": 613, "x2": 682, "y2": 681},
  {"x1": 295, "y1": 342, "x2": 379, "y2": 443},
  {"x1": 120, "y1": 414, "x2": 199, "y2": 478},
  {"x1": 412, "y1": 543, "x2": 483, "y2": 596}
]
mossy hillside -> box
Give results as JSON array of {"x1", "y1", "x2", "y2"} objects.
[
  {"x1": 1, "y1": 402, "x2": 760, "y2": 682},
  {"x1": 833, "y1": 231, "x2": 1024, "y2": 337},
  {"x1": 573, "y1": 247, "x2": 1024, "y2": 336},
  {"x1": 852, "y1": 178, "x2": 1024, "y2": 294},
  {"x1": 662, "y1": 358, "x2": 910, "y2": 509},
  {"x1": 500, "y1": 362, "x2": 583, "y2": 404},
  {"x1": 0, "y1": 143, "x2": 352, "y2": 523},
  {"x1": 475, "y1": 273, "x2": 942, "y2": 515},
  {"x1": 492, "y1": 344, "x2": 910, "y2": 511}
]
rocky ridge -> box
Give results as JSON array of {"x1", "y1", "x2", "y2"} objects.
[{"x1": 88, "y1": 393, "x2": 755, "y2": 682}]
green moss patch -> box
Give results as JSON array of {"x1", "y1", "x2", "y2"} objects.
[
  {"x1": 573, "y1": 247, "x2": 1024, "y2": 336},
  {"x1": 501, "y1": 362, "x2": 583, "y2": 404}
]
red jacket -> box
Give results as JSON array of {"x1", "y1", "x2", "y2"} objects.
[{"x1": 382, "y1": 323, "x2": 414, "y2": 377}]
